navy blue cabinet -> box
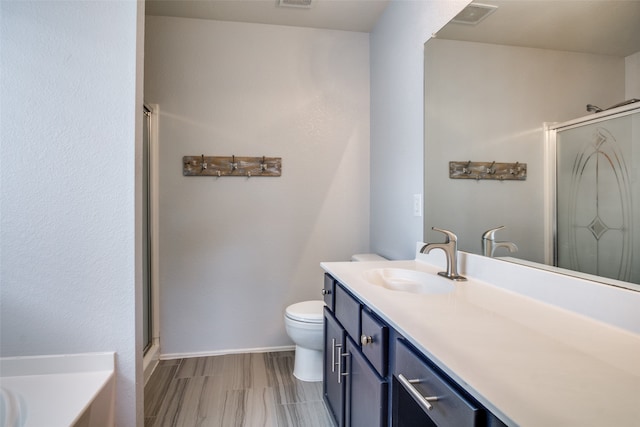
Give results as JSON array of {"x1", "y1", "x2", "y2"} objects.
[
  {"x1": 324, "y1": 281, "x2": 388, "y2": 427},
  {"x1": 345, "y1": 337, "x2": 388, "y2": 427},
  {"x1": 334, "y1": 284, "x2": 360, "y2": 341},
  {"x1": 393, "y1": 339, "x2": 480, "y2": 427},
  {"x1": 323, "y1": 273, "x2": 335, "y2": 311},
  {"x1": 361, "y1": 308, "x2": 388, "y2": 378},
  {"x1": 323, "y1": 274, "x2": 506, "y2": 427},
  {"x1": 324, "y1": 308, "x2": 345, "y2": 427}
]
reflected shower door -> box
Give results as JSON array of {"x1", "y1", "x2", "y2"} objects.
[{"x1": 556, "y1": 108, "x2": 638, "y2": 284}]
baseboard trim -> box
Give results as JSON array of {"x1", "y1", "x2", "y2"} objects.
[{"x1": 160, "y1": 345, "x2": 296, "y2": 361}]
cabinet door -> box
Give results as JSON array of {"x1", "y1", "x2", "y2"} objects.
[
  {"x1": 393, "y1": 339, "x2": 480, "y2": 427},
  {"x1": 334, "y1": 284, "x2": 361, "y2": 341},
  {"x1": 361, "y1": 308, "x2": 388, "y2": 377},
  {"x1": 323, "y1": 273, "x2": 335, "y2": 311},
  {"x1": 324, "y1": 309, "x2": 345, "y2": 427},
  {"x1": 346, "y1": 337, "x2": 388, "y2": 427}
]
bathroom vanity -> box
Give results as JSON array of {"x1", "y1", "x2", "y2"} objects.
[
  {"x1": 323, "y1": 277, "x2": 391, "y2": 427},
  {"x1": 321, "y1": 247, "x2": 640, "y2": 426}
]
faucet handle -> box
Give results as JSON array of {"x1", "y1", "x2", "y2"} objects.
[
  {"x1": 431, "y1": 227, "x2": 458, "y2": 243},
  {"x1": 482, "y1": 225, "x2": 505, "y2": 241}
]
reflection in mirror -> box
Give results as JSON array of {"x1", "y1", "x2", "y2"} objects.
[
  {"x1": 423, "y1": 1, "x2": 640, "y2": 290},
  {"x1": 553, "y1": 105, "x2": 639, "y2": 285}
]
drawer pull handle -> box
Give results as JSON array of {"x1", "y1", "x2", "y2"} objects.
[
  {"x1": 360, "y1": 335, "x2": 374, "y2": 346},
  {"x1": 322, "y1": 289, "x2": 332, "y2": 295},
  {"x1": 337, "y1": 351, "x2": 350, "y2": 384},
  {"x1": 331, "y1": 339, "x2": 341, "y2": 373},
  {"x1": 398, "y1": 374, "x2": 438, "y2": 411}
]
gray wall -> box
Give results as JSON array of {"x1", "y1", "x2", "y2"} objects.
[
  {"x1": 424, "y1": 39, "x2": 625, "y2": 262},
  {"x1": 1, "y1": 1, "x2": 144, "y2": 425},
  {"x1": 144, "y1": 16, "x2": 371, "y2": 356},
  {"x1": 627, "y1": 52, "x2": 640, "y2": 98},
  {"x1": 369, "y1": 0, "x2": 468, "y2": 259}
]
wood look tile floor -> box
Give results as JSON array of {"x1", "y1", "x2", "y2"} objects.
[{"x1": 144, "y1": 351, "x2": 336, "y2": 427}]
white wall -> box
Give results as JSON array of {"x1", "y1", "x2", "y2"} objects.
[
  {"x1": 424, "y1": 40, "x2": 625, "y2": 262},
  {"x1": 144, "y1": 17, "x2": 370, "y2": 356},
  {"x1": 369, "y1": 0, "x2": 468, "y2": 260},
  {"x1": 626, "y1": 51, "x2": 640, "y2": 99},
  {"x1": 1, "y1": 1, "x2": 143, "y2": 425}
]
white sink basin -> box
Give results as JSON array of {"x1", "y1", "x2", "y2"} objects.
[{"x1": 362, "y1": 268, "x2": 454, "y2": 294}]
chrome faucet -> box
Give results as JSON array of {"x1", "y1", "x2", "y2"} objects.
[
  {"x1": 482, "y1": 226, "x2": 518, "y2": 257},
  {"x1": 420, "y1": 227, "x2": 467, "y2": 281}
]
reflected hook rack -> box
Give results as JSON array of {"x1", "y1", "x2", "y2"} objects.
[
  {"x1": 183, "y1": 155, "x2": 282, "y2": 177},
  {"x1": 449, "y1": 161, "x2": 526, "y2": 181}
]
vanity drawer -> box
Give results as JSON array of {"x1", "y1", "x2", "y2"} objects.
[
  {"x1": 360, "y1": 308, "x2": 388, "y2": 377},
  {"x1": 393, "y1": 339, "x2": 480, "y2": 427},
  {"x1": 334, "y1": 284, "x2": 361, "y2": 341},
  {"x1": 323, "y1": 273, "x2": 335, "y2": 311}
]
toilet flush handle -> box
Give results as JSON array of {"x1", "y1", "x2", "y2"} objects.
[{"x1": 321, "y1": 289, "x2": 332, "y2": 295}]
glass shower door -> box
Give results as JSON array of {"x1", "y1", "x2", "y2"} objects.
[{"x1": 556, "y1": 107, "x2": 639, "y2": 284}]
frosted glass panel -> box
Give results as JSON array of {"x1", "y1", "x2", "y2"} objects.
[{"x1": 556, "y1": 109, "x2": 638, "y2": 284}]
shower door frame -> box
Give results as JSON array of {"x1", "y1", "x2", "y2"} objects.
[
  {"x1": 544, "y1": 102, "x2": 639, "y2": 289},
  {"x1": 142, "y1": 103, "x2": 161, "y2": 380}
]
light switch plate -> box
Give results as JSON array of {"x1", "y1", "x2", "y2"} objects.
[{"x1": 413, "y1": 194, "x2": 422, "y2": 217}]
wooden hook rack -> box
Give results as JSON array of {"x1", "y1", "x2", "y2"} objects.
[
  {"x1": 449, "y1": 161, "x2": 527, "y2": 181},
  {"x1": 183, "y1": 155, "x2": 282, "y2": 177}
]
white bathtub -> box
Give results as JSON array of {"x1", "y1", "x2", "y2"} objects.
[{"x1": 0, "y1": 352, "x2": 115, "y2": 427}]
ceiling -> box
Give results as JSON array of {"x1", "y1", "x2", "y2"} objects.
[
  {"x1": 145, "y1": 1, "x2": 640, "y2": 55},
  {"x1": 145, "y1": 0, "x2": 391, "y2": 33},
  {"x1": 434, "y1": 0, "x2": 640, "y2": 57}
]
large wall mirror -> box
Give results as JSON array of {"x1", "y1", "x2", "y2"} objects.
[{"x1": 424, "y1": 0, "x2": 640, "y2": 291}]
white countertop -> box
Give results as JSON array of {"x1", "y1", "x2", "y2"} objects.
[{"x1": 320, "y1": 257, "x2": 640, "y2": 427}]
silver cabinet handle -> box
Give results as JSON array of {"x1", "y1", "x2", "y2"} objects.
[
  {"x1": 360, "y1": 335, "x2": 373, "y2": 346},
  {"x1": 321, "y1": 289, "x2": 332, "y2": 295},
  {"x1": 397, "y1": 374, "x2": 438, "y2": 411},
  {"x1": 331, "y1": 339, "x2": 341, "y2": 373},
  {"x1": 337, "y1": 350, "x2": 349, "y2": 384}
]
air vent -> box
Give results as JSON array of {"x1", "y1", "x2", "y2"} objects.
[
  {"x1": 451, "y1": 3, "x2": 498, "y2": 25},
  {"x1": 279, "y1": 0, "x2": 313, "y2": 8}
]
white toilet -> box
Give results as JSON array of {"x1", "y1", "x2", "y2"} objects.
[
  {"x1": 284, "y1": 300, "x2": 325, "y2": 382},
  {"x1": 284, "y1": 254, "x2": 386, "y2": 382}
]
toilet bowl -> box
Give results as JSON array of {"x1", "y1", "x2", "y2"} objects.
[{"x1": 284, "y1": 300, "x2": 325, "y2": 382}]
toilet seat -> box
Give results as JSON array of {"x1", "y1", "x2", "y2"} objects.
[{"x1": 285, "y1": 300, "x2": 324, "y2": 323}]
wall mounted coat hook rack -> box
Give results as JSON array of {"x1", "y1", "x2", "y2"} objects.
[
  {"x1": 449, "y1": 161, "x2": 526, "y2": 181},
  {"x1": 183, "y1": 155, "x2": 282, "y2": 177}
]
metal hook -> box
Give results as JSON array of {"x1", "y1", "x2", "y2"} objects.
[
  {"x1": 201, "y1": 154, "x2": 207, "y2": 171},
  {"x1": 487, "y1": 161, "x2": 495, "y2": 174},
  {"x1": 463, "y1": 160, "x2": 472, "y2": 174},
  {"x1": 230, "y1": 155, "x2": 237, "y2": 172},
  {"x1": 510, "y1": 162, "x2": 521, "y2": 175}
]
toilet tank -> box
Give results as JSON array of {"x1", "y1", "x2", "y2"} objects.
[{"x1": 351, "y1": 254, "x2": 386, "y2": 262}]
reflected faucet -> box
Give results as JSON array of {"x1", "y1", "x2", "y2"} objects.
[
  {"x1": 420, "y1": 227, "x2": 467, "y2": 281},
  {"x1": 482, "y1": 226, "x2": 518, "y2": 257}
]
